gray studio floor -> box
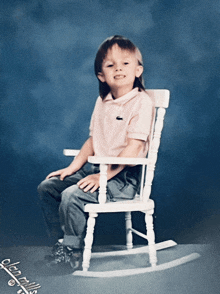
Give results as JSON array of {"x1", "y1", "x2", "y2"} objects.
[{"x1": 1, "y1": 243, "x2": 220, "y2": 294}]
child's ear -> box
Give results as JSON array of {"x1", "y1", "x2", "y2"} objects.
[
  {"x1": 135, "y1": 65, "x2": 143, "y2": 78},
  {"x1": 97, "y1": 72, "x2": 105, "y2": 83}
]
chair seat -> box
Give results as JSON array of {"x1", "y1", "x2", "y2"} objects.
[{"x1": 84, "y1": 198, "x2": 154, "y2": 213}]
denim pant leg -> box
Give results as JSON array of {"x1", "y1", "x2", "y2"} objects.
[
  {"x1": 59, "y1": 166, "x2": 140, "y2": 249},
  {"x1": 38, "y1": 165, "x2": 140, "y2": 248},
  {"x1": 59, "y1": 185, "x2": 98, "y2": 249},
  {"x1": 107, "y1": 165, "x2": 141, "y2": 202},
  {"x1": 37, "y1": 168, "x2": 88, "y2": 241}
]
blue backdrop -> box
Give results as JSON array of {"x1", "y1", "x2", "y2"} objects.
[{"x1": 1, "y1": 0, "x2": 220, "y2": 246}]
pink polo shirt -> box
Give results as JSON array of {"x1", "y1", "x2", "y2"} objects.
[{"x1": 89, "y1": 87, "x2": 154, "y2": 158}]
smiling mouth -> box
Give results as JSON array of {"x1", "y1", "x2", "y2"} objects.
[{"x1": 114, "y1": 74, "x2": 125, "y2": 79}]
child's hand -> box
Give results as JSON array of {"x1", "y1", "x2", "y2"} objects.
[
  {"x1": 46, "y1": 167, "x2": 74, "y2": 181},
  {"x1": 77, "y1": 174, "x2": 100, "y2": 193}
]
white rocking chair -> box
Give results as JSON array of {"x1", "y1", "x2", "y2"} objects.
[{"x1": 63, "y1": 89, "x2": 200, "y2": 277}]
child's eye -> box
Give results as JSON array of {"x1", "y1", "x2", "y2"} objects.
[
  {"x1": 107, "y1": 64, "x2": 113, "y2": 67},
  {"x1": 124, "y1": 62, "x2": 129, "y2": 65}
]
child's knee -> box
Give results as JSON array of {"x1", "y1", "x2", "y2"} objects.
[
  {"x1": 61, "y1": 185, "x2": 79, "y2": 202},
  {"x1": 37, "y1": 178, "x2": 52, "y2": 196}
]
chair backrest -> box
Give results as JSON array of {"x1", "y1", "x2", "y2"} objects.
[
  {"x1": 140, "y1": 90, "x2": 170, "y2": 202},
  {"x1": 146, "y1": 89, "x2": 170, "y2": 108}
]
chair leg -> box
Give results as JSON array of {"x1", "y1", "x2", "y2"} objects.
[
  {"x1": 125, "y1": 212, "x2": 133, "y2": 249},
  {"x1": 145, "y1": 209, "x2": 157, "y2": 267},
  {"x1": 82, "y1": 212, "x2": 98, "y2": 272}
]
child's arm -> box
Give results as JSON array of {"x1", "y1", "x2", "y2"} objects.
[
  {"x1": 77, "y1": 138, "x2": 144, "y2": 193},
  {"x1": 46, "y1": 137, "x2": 94, "y2": 180},
  {"x1": 107, "y1": 138, "x2": 145, "y2": 178}
]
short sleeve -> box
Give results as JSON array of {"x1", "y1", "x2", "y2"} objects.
[
  {"x1": 127, "y1": 94, "x2": 154, "y2": 141},
  {"x1": 89, "y1": 96, "x2": 101, "y2": 137},
  {"x1": 89, "y1": 112, "x2": 94, "y2": 137}
]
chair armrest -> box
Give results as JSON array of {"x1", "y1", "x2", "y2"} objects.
[
  {"x1": 63, "y1": 151, "x2": 148, "y2": 165},
  {"x1": 63, "y1": 149, "x2": 80, "y2": 156},
  {"x1": 88, "y1": 156, "x2": 148, "y2": 166}
]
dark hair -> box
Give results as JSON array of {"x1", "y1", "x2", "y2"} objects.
[{"x1": 94, "y1": 35, "x2": 145, "y2": 99}]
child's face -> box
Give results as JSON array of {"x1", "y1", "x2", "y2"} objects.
[{"x1": 98, "y1": 44, "x2": 143, "y2": 98}]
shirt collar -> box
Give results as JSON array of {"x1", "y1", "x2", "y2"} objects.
[{"x1": 104, "y1": 87, "x2": 139, "y2": 104}]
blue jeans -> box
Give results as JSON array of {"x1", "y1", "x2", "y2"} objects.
[{"x1": 37, "y1": 164, "x2": 141, "y2": 249}]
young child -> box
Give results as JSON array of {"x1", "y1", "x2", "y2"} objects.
[{"x1": 38, "y1": 35, "x2": 154, "y2": 270}]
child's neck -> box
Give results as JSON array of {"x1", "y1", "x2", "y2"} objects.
[{"x1": 110, "y1": 86, "x2": 134, "y2": 99}]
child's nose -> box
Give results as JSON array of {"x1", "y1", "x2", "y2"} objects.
[
  {"x1": 115, "y1": 63, "x2": 122, "y2": 71},
  {"x1": 116, "y1": 66, "x2": 122, "y2": 71}
]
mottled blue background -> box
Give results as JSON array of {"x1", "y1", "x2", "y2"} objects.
[{"x1": 1, "y1": 0, "x2": 220, "y2": 246}]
